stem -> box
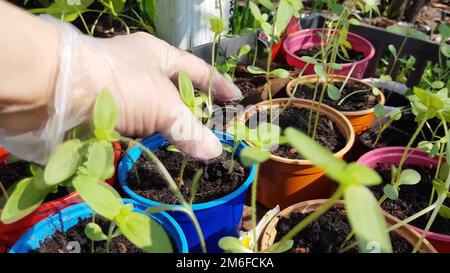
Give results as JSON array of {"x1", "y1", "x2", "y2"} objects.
[
  {"x1": 428, "y1": 141, "x2": 446, "y2": 211},
  {"x1": 75, "y1": 7, "x2": 93, "y2": 36},
  {"x1": 252, "y1": 165, "x2": 260, "y2": 253},
  {"x1": 388, "y1": 203, "x2": 436, "y2": 232},
  {"x1": 373, "y1": 119, "x2": 394, "y2": 146},
  {"x1": 228, "y1": 140, "x2": 240, "y2": 174},
  {"x1": 121, "y1": 137, "x2": 207, "y2": 253},
  {"x1": 0, "y1": 180, "x2": 8, "y2": 200},
  {"x1": 275, "y1": 187, "x2": 344, "y2": 251},
  {"x1": 266, "y1": 41, "x2": 274, "y2": 120},
  {"x1": 122, "y1": 149, "x2": 142, "y2": 186},
  {"x1": 311, "y1": 81, "x2": 329, "y2": 140},
  {"x1": 394, "y1": 118, "x2": 427, "y2": 184},
  {"x1": 105, "y1": 221, "x2": 116, "y2": 253},
  {"x1": 207, "y1": 35, "x2": 218, "y2": 114},
  {"x1": 179, "y1": 156, "x2": 187, "y2": 187},
  {"x1": 252, "y1": 35, "x2": 258, "y2": 66},
  {"x1": 91, "y1": 213, "x2": 96, "y2": 254},
  {"x1": 307, "y1": 81, "x2": 320, "y2": 136},
  {"x1": 90, "y1": 9, "x2": 107, "y2": 35}
]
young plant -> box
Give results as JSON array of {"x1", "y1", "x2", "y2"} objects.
[
  {"x1": 219, "y1": 44, "x2": 252, "y2": 82},
  {"x1": 0, "y1": 90, "x2": 174, "y2": 253},
  {"x1": 247, "y1": 0, "x2": 301, "y2": 117},
  {"x1": 220, "y1": 121, "x2": 287, "y2": 253},
  {"x1": 372, "y1": 107, "x2": 403, "y2": 146}
]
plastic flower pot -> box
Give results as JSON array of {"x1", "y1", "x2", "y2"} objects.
[
  {"x1": 237, "y1": 98, "x2": 355, "y2": 209},
  {"x1": 286, "y1": 75, "x2": 385, "y2": 136},
  {"x1": 118, "y1": 131, "x2": 256, "y2": 253},
  {"x1": 9, "y1": 199, "x2": 188, "y2": 253},
  {"x1": 283, "y1": 28, "x2": 375, "y2": 79},
  {"x1": 260, "y1": 199, "x2": 437, "y2": 253},
  {"x1": 357, "y1": 147, "x2": 450, "y2": 252},
  {"x1": 0, "y1": 142, "x2": 121, "y2": 250}
]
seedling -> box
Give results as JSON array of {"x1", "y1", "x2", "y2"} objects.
[
  {"x1": 372, "y1": 107, "x2": 403, "y2": 146},
  {"x1": 218, "y1": 44, "x2": 252, "y2": 82}
]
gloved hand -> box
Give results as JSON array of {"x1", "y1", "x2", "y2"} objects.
[{"x1": 0, "y1": 15, "x2": 242, "y2": 164}]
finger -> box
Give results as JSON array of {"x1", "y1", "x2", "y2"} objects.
[
  {"x1": 167, "y1": 48, "x2": 243, "y2": 101},
  {"x1": 155, "y1": 78, "x2": 222, "y2": 160}
]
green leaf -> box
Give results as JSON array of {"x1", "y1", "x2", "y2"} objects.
[
  {"x1": 263, "y1": 239, "x2": 294, "y2": 253},
  {"x1": 327, "y1": 63, "x2": 343, "y2": 70},
  {"x1": 374, "y1": 104, "x2": 385, "y2": 118},
  {"x1": 85, "y1": 222, "x2": 108, "y2": 241},
  {"x1": 238, "y1": 44, "x2": 252, "y2": 58},
  {"x1": 249, "y1": 1, "x2": 262, "y2": 20},
  {"x1": 73, "y1": 177, "x2": 122, "y2": 221},
  {"x1": 388, "y1": 44, "x2": 397, "y2": 57},
  {"x1": 218, "y1": 237, "x2": 251, "y2": 253},
  {"x1": 438, "y1": 24, "x2": 450, "y2": 40},
  {"x1": 83, "y1": 141, "x2": 115, "y2": 180},
  {"x1": 300, "y1": 56, "x2": 318, "y2": 64},
  {"x1": 327, "y1": 84, "x2": 341, "y2": 100},
  {"x1": 208, "y1": 16, "x2": 227, "y2": 36},
  {"x1": 383, "y1": 184, "x2": 399, "y2": 200},
  {"x1": 285, "y1": 127, "x2": 347, "y2": 183},
  {"x1": 372, "y1": 86, "x2": 381, "y2": 96},
  {"x1": 431, "y1": 81, "x2": 445, "y2": 90},
  {"x1": 240, "y1": 147, "x2": 270, "y2": 167},
  {"x1": 380, "y1": 74, "x2": 392, "y2": 82},
  {"x1": 314, "y1": 64, "x2": 326, "y2": 79},
  {"x1": 0, "y1": 178, "x2": 47, "y2": 224},
  {"x1": 274, "y1": 0, "x2": 293, "y2": 37},
  {"x1": 389, "y1": 108, "x2": 402, "y2": 121},
  {"x1": 439, "y1": 205, "x2": 450, "y2": 219},
  {"x1": 345, "y1": 185, "x2": 393, "y2": 253},
  {"x1": 44, "y1": 140, "x2": 82, "y2": 186},
  {"x1": 441, "y1": 44, "x2": 450, "y2": 58},
  {"x1": 345, "y1": 163, "x2": 382, "y2": 186},
  {"x1": 387, "y1": 25, "x2": 429, "y2": 41},
  {"x1": 178, "y1": 71, "x2": 195, "y2": 109},
  {"x1": 413, "y1": 87, "x2": 444, "y2": 110},
  {"x1": 93, "y1": 89, "x2": 119, "y2": 139},
  {"x1": 258, "y1": 0, "x2": 274, "y2": 11},
  {"x1": 397, "y1": 169, "x2": 421, "y2": 186},
  {"x1": 246, "y1": 65, "x2": 266, "y2": 74},
  {"x1": 166, "y1": 145, "x2": 181, "y2": 153},
  {"x1": 109, "y1": 0, "x2": 126, "y2": 14},
  {"x1": 271, "y1": 69, "x2": 289, "y2": 79},
  {"x1": 348, "y1": 18, "x2": 360, "y2": 25},
  {"x1": 117, "y1": 211, "x2": 173, "y2": 253},
  {"x1": 432, "y1": 178, "x2": 448, "y2": 197}
]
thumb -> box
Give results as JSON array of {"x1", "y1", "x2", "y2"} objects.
[{"x1": 156, "y1": 78, "x2": 222, "y2": 161}]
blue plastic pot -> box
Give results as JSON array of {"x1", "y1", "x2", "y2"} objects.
[
  {"x1": 118, "y1": 131, "x2": 256, "y2": 252},
  {"x1": 9, "y1": 199, "x2": 188, "y2": 253}
]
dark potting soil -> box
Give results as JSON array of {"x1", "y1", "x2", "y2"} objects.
[
  {"x1": 294, "y1": 46, "x2": 365, "y2": 64},
  {"x1": 247, "y1": 106, "x2": 346, "y2": 160},
  {"x1": 33, "y1": 218, "x2": 143, "y2": 253},
  {"x1": 372, "y1": 164, "x2": 450, "y2": 236},
  {"x1": 274, "y1": 207, "x2": 413, "y2": 253},
  {"x1": 127, "y1": 148, "x2": 247, "y2": 204},
  {"x1": 293, "y1": 82, "x2": 378, "y2": 112},
  {"x1": 0, "y1": 161, "x2": 69, "y2": 202}
]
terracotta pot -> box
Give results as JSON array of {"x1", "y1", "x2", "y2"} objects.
[
  {"x1": 286, "y1": 75, "x2": 385, "y2": 136},
  {"x1": 260, "y1": 199, "x2": 437, "y2": 253},
  {"x1": 0, "y1": 142, "x2": 121, "y2": 251},
  {"x1": 358, "y1": 147, "x2": 450, "y2": 253},
  {"x1": 237, "y1": 98, "x2": 355, "y2": 209}
]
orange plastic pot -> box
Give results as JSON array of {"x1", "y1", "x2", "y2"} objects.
[
  {"x1": 286, "y1": 75, "x2": 385, "y2": 136},
  {"x1": 0, "y1": 142, "x2": 121, "y2": 250},
  {"x1": 238, "y1": 98, "x2": 355, "y2": 209},
  {"x1": 260, "y1": 199, "x2": 437, "y2": 253}
]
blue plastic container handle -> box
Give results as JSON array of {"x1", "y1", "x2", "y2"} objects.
[
  {"x1": 9, "y1": 199, "x2": 189, "y2": 253},
  {"x1": 118, "y1": 130, "x2": 256, "y2": 252}
]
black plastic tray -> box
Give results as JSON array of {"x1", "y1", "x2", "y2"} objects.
[{"x1": 188, "y1": 13, "x2": 441, "y2": 87}]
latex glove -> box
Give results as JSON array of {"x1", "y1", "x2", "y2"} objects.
[{"x1": 0, "y1": 15, "x2": 242, "y2": 164}]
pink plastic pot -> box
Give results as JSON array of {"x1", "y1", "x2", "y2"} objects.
[
  {"x1": 283, "y1": 28, "x2": 375, "y2": 79},
  {"x1": 358, "y1": 147, "x2": 450, "y2": 252},
  {"x1": 0, "y1": 143, "x2": 121, "y2": 252}
]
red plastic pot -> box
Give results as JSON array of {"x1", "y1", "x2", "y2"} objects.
[
  {"x1": 0, "y1": 142, "x2": 121, "y2": 252},
  {"x1": 357, "y1": 147, "x2": 450, "y2": 252},
  {"x1": 283, "y1": 28, "x2": 375, "y2": 79}
]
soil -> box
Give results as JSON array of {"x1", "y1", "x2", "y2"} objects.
[
  {"x1": 293, "y1": 82, "x2": 378, "y2": 112},
  {"x1": 274, "y1": 207, "x2": 413, "y2": 253},
  {"x1": 0, "y1": 161, "x2": 69, "y2": 203},
  {"x1": 247, "y1": 106, "x2": 346, "y2": 160},
  {"x1": 295, "y1": 46, "x2": 365, "y2": 64},
  {"x1": 360, "y1": 113, "x2": 442, "y2": 149},
  {"x1": 33, "y1": 217, "x2": 143, "y2": 253},
  {"x1": 127, "y1": 148, "x2": 247, "y2": 204},
  {"x1": 372, "y1": 164, "x2": 450, "y2": 235}
]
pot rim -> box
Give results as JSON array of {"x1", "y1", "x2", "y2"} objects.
[
  {"x1": 237, "y1": 98, "x2": 355, "y2": 165},
  {"x1": 286, "y1": 74, "x2": 386, "y2": 116},
  {"x1": 260, "y1": 199, "x2": 437, "y2": 253},
  {"x1": 283, "y1": 28, "x2": 376, "y2": 69}
]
